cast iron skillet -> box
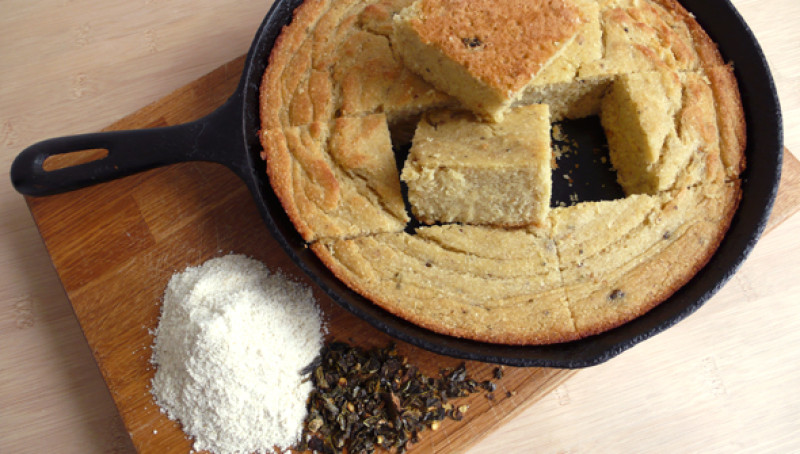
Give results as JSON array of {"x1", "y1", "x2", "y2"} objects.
[{"x1": 11, "y1": 0, "x2": 782, "y2": 367}]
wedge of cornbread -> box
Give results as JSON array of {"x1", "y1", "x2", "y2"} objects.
[
  {"x1": 262, "y1": 113, "x2": 409, "y2": 242},
  {"x1": 401, "y1": 104, "x2": 552, "y2": 226},
  {"x1": 392, "y1": 0, "x2": 586, "y2": 121},
  {"x1": 600, "y1": 70, "x2": 724, "y2": 195},
  {"x1": 554, "y1": 182, "x2": 740, "y2": 336}
]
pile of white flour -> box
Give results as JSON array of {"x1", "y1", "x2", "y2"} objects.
[{"x1": 149, "y1": 254, "x2": 324, "y2": 454}]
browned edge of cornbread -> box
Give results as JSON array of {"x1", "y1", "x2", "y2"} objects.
[
  {"x1": 309, "y1": 240, "x2": 585, "y2": 345},
  {"x1": 651, "y1": 0, "x2": 746, "y2": 177}
]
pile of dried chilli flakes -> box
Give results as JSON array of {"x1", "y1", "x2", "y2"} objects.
[{"x1": 298, "y1": 342, "x2": 501, "y2": 454}]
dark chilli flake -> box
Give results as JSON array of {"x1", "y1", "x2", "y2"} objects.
[
  {"x1": 461, "y1": 37, "x2": 483, "y2": 48},
  {"x1": 298, "y1": 342, "x2": 494, "y2": 454},
  {"x1": 609, "y1": 289, "x2": 626, "y2": 300}
]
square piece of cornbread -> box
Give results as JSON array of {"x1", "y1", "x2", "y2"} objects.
[
  {"x1": 401, "y1": 104, "x2": 552, "y2": 226},
  {"x1": 392, "y1": 0, "x2": 585, "y2": 122}
]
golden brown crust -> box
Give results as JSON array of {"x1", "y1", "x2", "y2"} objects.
[
  {"x1": 657, "y1": 0, "x2": 726, "y2": 69},
  {"x1": 579, "y1": 0, "x2": 702, "y2": 77},
  {"x1": 263, "y1": 122, "x2": 336, "y2": 242},
  {"x1": 259, "y1": 0, "x2": 451, "y2": 136},
  {"x1": 401, "y1": 0, "x2": 584, "y2": 94},
  {"x1": 645, "y1": 0, "x2": 746, "y2": 178},
  {"x1": 706, "y1": 64, "x2": 747, "y2": 178},
  {"x1": 261, "y1": 0, "x2": 332, "y2": 133}
]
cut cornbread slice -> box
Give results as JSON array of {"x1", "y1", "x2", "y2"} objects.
[
  {"x1": 392, "y1": 0, "x2": 585, "y2": 122},
  {"x1": 554, "y1": 182, "x2": 740, "y2": 337},
  {"x1": 600, "y1": 70, "x2": 724, "y2": 195},
  {"x1": 260, "y1": 0, "x2": 453, "y2": 133},
  {"x1": 262, "y1": 113, "x2": 409, "y2": 242},
  {"x1": 311, "y1": 222, "x2": 579, "y2": 345},
  {"x1": 401, "y1": 104, "x2": 552, "y2": 226}
]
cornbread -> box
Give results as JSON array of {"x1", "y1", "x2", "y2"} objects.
[
  {"x1": 600, "y1": 70, "x2": 723, "y2": 194},
  {"x1": 260, "y1": 0, "x2": 746, "y2": 345},
  {"x1": 359, "y1": 0, "x2": 416, "y2": 36},
  {"x1": 392, "y1": 0, "x2": 586, "y2": 121},
  {"x1": 263, "y1": 114, "x2": 408, "y2": 242},
  {"x1": 553, "y1": 182, "x2": 739, "y2": 335},
  {"x1": 260, "y1": 0, "x2": 453, "y2": 134},
  {"x1": 401, "y1": 105, "x2": 552, "y2": 226},
  {"x1": 311, "y1": 182, "x2": 739, "y2": 343},
  {"x1": 311, "y1": 223, "x2": 579, "y2": 345},
  {"x1": 579, "y1": 0, "x2": 707, "y2": 78}
]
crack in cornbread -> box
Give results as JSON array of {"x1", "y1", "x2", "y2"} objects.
[
  {"x1": 554, "y1": 182, "x2": 739, "y2": 335},
  {"x1": 311, "y1": 182, "x2": 739, "y2": 344},
  {"x1": 579, "y1": 0, "x2": 716, "y2": 78},
  {"x1": 259, "y1": 0, "x2": 746, "y2": 344},
  {"x1": 311, "y1": 224, "x2": 578, "y2": 344}
]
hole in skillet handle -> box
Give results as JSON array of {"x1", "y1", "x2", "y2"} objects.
[{"x1": 42, "y1": 148, "x2": 110, "y2": 172}]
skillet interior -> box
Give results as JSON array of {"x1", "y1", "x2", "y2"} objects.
[{"x1": 235, "y1": 0, "x2": 783, "y2": 367}]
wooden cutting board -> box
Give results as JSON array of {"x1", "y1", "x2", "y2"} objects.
[{"x1": 25, "y1": 56, "x2": 800, "y2": 454}]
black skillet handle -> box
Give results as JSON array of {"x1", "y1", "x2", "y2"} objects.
[{"x1": 10, "y1": 93, "x2": 247, "y2": 197}]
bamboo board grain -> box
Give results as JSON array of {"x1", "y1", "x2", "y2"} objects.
[{"x1": 25, "y1": 56, "x2": 800, "y2": 454}]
